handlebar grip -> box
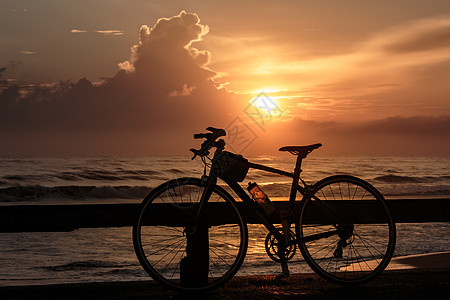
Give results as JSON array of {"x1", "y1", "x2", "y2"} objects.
[{"x1": 194, "y1": 133, "x2": 209, "y2": 139}]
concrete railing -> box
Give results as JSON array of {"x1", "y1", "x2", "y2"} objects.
[{"x1": 1, "y1": 199, "x2": 449, "y2": 233}]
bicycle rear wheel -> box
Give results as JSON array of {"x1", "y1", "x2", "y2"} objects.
[
  {"x1": 133, "y1": 177, "x2": 248, "y2": 292},
  {"x1": 297, "y1": 175, "x2": 395, "y2": 285}
]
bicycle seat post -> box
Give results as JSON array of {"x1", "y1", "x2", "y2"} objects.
[
  {"x1": 289, "y1": 155, "x2": 303, "y2": 205},
  {"x1": 279, "y1": 144, "x2": 321, "y2": 205}
]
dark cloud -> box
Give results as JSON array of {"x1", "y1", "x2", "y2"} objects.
[
  {"x1": 276, "y1": 116, "x2": 450, "y2": 155},
  {"x1": 0, "y1": 67, "x2": 7, "y2": 86},
  {"x1": 0, "y1": 11, "x2": 238, "y2": 154},
  {"x1": 349, "y1": 116, "x2": 450, "y2": 136}
]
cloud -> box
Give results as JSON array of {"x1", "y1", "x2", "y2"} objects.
[
  {"x1": 279, "y1": 115, "x2": 450, "y2": 155},
  {"x1": 0, "y1": 67, "x2": 7, "y2": 86},
  {"x1": 18, "y1": 51, "x2": 37, "y2": 55},
  {"x1": 168, "y1": 83, "x2": 196, "y2": 96},
  {"x1": 70, "y1": 29, "x2": 124, "y2": 35},
  {"x1": 351, "y1": 115, "x2": 450, "y2": 136},
  {"x1": 215, "y1": 14, "x2": 450, "y2": 101},
  {"x1": 115, "y1": 11, "x2": 217, "y2": 97},
  {"x1": 373, "y1": 15, "x2": 450, "y2": 55},
  {"x1": 270, "y1": 14, "x2": 450, "y2": 115},
  {"x1": 96, "y1": 30, "x2": 123, "y2": 36},
  {"x1": 0, "y1": 11, "x2": 238, "y2": 155},
  {"x1": 119, "y1": 10, "x2": 211, "y2": 77},
  {"x1": 243, "y1": 115, "x2": 450, "y2": 155},
  {"x1": 332, "y1": 15, "x2": 450, "y2": 74}
]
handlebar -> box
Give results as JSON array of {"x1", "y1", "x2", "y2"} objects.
[{"x1": 190, "y1": 127, "x2": 226, "y2": 159}]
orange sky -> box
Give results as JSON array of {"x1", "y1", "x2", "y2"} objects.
[{"x1": 0, "y1": 1, "x2": 449, "y2": 155}]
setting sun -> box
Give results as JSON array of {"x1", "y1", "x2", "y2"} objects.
[{"x1": 249, "y1": 91, "x2": 284, "y2": 118}]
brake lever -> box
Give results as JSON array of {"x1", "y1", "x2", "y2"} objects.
[
  {"x1": 190, "y1": 148, "x2": 209, "y2": 160},
  {"x1": 190, "y1": 148, "x2": 199, "y2": 160}
]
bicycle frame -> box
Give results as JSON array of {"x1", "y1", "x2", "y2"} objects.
[{"x1": 197, "y1": 153, "x2": 311, "y2": 245}]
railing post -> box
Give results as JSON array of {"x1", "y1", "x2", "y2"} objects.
[{"x1": 180, "y1": 223, "x2": 209, "y2": 287}]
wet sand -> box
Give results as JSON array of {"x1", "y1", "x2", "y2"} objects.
[
  {"x1": 1, "y1": 252, "x2": 449, "y2": 299},
  {"x1": 388, "y1": 251, "x2": 450, "y2": 269}
]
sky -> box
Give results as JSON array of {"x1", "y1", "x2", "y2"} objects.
[{"x1": 0, "y1": 0, "x2": 449, "y2": 155}]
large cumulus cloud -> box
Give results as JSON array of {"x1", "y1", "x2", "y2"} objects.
[{"x1": 118, "y1": 11, "x2": 215, "y2": 93}]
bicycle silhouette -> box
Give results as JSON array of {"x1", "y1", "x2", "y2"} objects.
[{"x1": 133, "y1": 127, "x2": 396, "y2": 292}]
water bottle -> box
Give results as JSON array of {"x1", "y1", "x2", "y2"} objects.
[{"x1": 247, "y1": 182, "x2": 276, "y2": 215}]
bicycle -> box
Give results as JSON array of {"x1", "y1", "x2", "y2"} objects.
[{"x1": 133, "y1": 127, "x2": 396, "y2": 292}]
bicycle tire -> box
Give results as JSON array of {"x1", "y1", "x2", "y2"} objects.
[
  {"x1": 296, "y1": 175, "x2": 396, "y2": 285},
  {"x1": 133, "y1": 177, "x2": 248, "y2": 292}
]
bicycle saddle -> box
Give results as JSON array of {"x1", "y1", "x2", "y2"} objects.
[{"x1": 279, "y1": 143, "x2": 322, "y2": 157}]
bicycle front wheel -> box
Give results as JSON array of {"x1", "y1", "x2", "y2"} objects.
[
  {"x1": 133, "y1": 177, "x2": 248, "y2": 292},
  {"x1": 297, "y1": 175, "x2": 396, "y2": 285}
]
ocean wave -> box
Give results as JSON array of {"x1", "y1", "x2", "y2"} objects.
[
  {"x1": 2, "y1": 169, "x2": 164, "y2": 184},
  {"x1": 1, "y1": 176, "x2": 449, "y2": 202},
  {"x1": 3, "y1": 175, "x2": 45, "y2": 182},
  {"x1": 98, "y1": 269, "x2": 145, "y2": 277},
  {"x1": 372, "y1": 174, "x2": 448, "y2": 183},
  {"x1": 0, "y1": 185, "x2": 152, "y2": 202},
  {"x1": 167, "y1": 168, "x2": 184, "y2": 174},
  {"x1": 386, "y1": 189, "x2": 450, "y2": 196},
  {"x1": 40, "y1": 260, "x2": 126, "y2": 271}
]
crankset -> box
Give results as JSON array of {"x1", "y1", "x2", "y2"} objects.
[{"x1": 265, "y1": 228, "x2": 297, "y2": 263}]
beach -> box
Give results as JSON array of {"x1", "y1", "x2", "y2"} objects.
[{"x1": 1, "y1": 252, "x2": 449, "y2": 299}]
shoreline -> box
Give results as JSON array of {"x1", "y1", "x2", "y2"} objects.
[{"x1": 388, "y1": 251, "x2": 450, "y2": 270}]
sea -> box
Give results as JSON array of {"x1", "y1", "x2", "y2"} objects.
[{"x1": 0, "y1": 155, "x2": 449, "y2": 286}]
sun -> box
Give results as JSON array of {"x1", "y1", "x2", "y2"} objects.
[{"x1": 249, "y1": 90, "x2": 284, "y2": 117}]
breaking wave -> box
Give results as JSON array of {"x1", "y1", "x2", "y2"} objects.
[
  {"x1": 0, "y1": 185, "x2": 152, "y2": 202},
  {"x1": 373, "y1": 174, "x2": 449, "y2": 183}
]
